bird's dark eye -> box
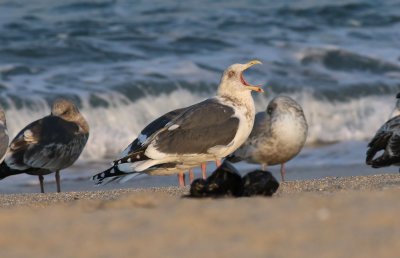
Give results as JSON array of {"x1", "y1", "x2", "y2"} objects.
[
  {"x1": 267, "y1": 107, "x2": 273, "y2": 114},
  {"x1": 228, "y1": 71, "x2": 235, "y2": 78}
]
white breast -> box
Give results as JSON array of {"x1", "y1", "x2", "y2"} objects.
[
  {"x1": 273, "y1": 114, "x2": 306, "y2": 146},
  {"x1": 208, "y1": 100, "x2": 255, "y2": 158}
]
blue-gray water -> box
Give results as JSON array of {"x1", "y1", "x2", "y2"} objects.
[{"x1": 0, "y1": 0, "x2": 400, "y2": 190}]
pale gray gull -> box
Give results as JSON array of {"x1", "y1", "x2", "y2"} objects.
[
  {"x1": 227, "y1": 96, "x2": 308, "y2": 181},
  {"x1": 0, "y1": 99, "x2": 89, "y2": 193},
  {"x1": 92, "y1": 60, "x2": 263, "y2": 185}
]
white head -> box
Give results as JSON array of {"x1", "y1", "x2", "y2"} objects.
[{"x1": 218, "y1": 60, "x2": 263, "y2": 97}]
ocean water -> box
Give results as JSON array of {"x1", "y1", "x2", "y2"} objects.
[{"x1": 0, "y1": 0, "x2": 400, "y2": 191}]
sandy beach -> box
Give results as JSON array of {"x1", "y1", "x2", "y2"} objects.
[{"x1": 1, "y1": 173, "x2": 399, "y2": 258}]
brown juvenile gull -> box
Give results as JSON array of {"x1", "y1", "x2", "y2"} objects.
[
  {"x1": 0, "y1": 107, "x2": 9, "y2": 163},
  {"x1": 0, "y1": 99, "x2": 89, "y2": 193},
  {"x1": 366, "y1": 92, "x2": 400, "y2": 171},
  {"x1": 92, "y1": 60, "x2": 263, "y2": 185},
  {"x1": 227, "y1": 96, "x2": 308, "y2": 181}
]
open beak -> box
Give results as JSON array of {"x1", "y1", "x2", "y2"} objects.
[{"x1": 240, "y1": 60, "x2": 263, "y2": 92}]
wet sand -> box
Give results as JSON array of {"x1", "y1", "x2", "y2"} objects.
[{"x1": 1, "y1": 173, "x2": 400, "y2": 258}]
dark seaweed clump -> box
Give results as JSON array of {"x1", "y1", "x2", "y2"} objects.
[{"x1": 189, "y1": 161, "x2": 279, "y2": 198}]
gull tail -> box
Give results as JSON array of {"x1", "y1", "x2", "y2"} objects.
[
  {"x1": 92, "y1": 165, "x2": 138, "y2": 185},
  {"x1": 0, "y1": 161, "x2": 31, "y2": 180},
  {"x1": 112, "y1": 149, "x2": 148, "y2": 166},
  {"x1": 93, "y1": 148, "x2": 153, "y2": 185}
]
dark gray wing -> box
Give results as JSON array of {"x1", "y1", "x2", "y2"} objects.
[
  {"x1": 366, "y1": 116, "x2": 400, "y2": 167},
  {"x1": 119, "y1": 107, "x2": 189, "y2": 157},
  {"x1": 6, "y1": 115, "x2": 88, "y2": 171},
  {"x1": 153, "y1": 98, "x2": 239, "y2": 154}
]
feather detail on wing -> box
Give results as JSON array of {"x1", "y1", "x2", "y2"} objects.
[
  {"x1": 113, "y1": 98, "x2": 239, "y2": 167},
  {"x1": 366, "y1": 115, "x2": 400, "y2": 167},
  {"x1": 5, "y1": 116, "x2": 88, "y2": 171},
  {"x1": 151, "y1": 98, "x2": 239, "y2": 155}
]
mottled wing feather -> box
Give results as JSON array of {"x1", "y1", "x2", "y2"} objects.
[
  {"x1": 248, "y1": 112, "x2": 267, "y2": 139},
  {"x1": 7, "y1": 116, "x2": 88, "y2": 171},
  {"x1": 366, "y1": 116, "x2": 400, "y2": 165},
  {"x1": 367, "y1": 130, "x2": 390, "y2": 149},
  {"x1": 6, "y1": 119, "x2": 42, "y2": 169},
  {"x1": 366, "y1": 131, "x2": 392, "y2": 164},
  {"x1": 115, "y1": 107, "x2": 189, "y2": 163},
  {"x1": 26, "y1": 136, "x2": 88, "y2": 170},
  {"x1": 388, "y1": 133, "x2": 400, "y2": 156}
]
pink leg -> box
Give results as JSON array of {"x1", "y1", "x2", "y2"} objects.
[
  {"x1": 189, "y1": 169, "x2": 194, "y2": 183},
  {"x1": 216, "y1": 159, "x2": 221, "y2": 167},
  {"x1": 261, "y1": 164, "x2": 265, "y2": 171},
  {"x1": 177, "y1": 173, "x2": 186, "y2": 186},
  {"x1": 280, "y1": 163, "x2": 285, "y2": 182},
  {"x1": 201, "y1": 163, "x2": 207, "y2": 179}
]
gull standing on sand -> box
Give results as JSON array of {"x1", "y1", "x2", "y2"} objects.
[
  {"x1": 126, "y1": 105, "x2": 215, "y2": 186},
  {"x1": 227, "y1": 96, "x2": 308, "y2": 181},
  {"x1": 122, "y1": 106, "x2": 196, "y2": 186},
  {"x1": 92, "y1": 60, "x2": 263, "y2": 185},
  {"x1": 0, "y1": 99, "x2": 89, "y2": 193},
  {"x1": 366, "y1": 92, "x2": 400, "y2": 171},
  {"x1": 96, "y1": 103, "x2": 214, "y2": 186},
  {"x1": 0, "y1": 108, "x2": 9, "y2": 163}
]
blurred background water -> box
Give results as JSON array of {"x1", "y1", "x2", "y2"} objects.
[{"x1": 0, "y1": 0, "x2": 399, "y2": 190}]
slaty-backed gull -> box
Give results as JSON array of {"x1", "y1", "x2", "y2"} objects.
[
  {"x1": 0, "y1": 99, "x2": 89, "y2": 193},
  {"x1": 92, "y1": 60, "x2": 263, "y2": 185},
  {"x1": 227, "y1": 96, "x2": 308, "y2": 181},
  {"x1": 113, "y1": 105, "x2": 196, "y2": 186}
]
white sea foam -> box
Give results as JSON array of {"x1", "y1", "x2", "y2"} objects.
[
  {"x1": 2, "y1": 89, "x2": 395, "y2": 162},
  {"x1": 298, "y1": 93, "x2": 392, "y2": 144}
]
